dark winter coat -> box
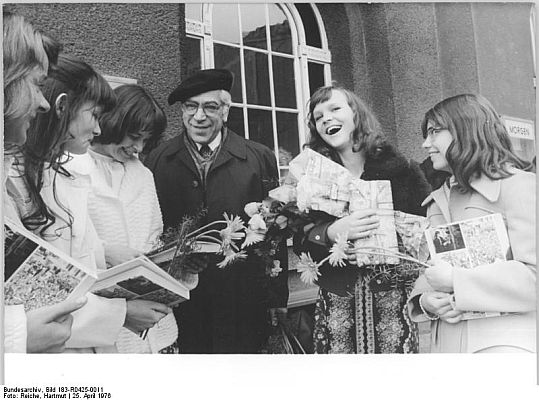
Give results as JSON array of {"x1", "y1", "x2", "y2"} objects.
[
  {"x1": 145, "y1": 129, "x2": 288, "y2": 353},
  {"x1": 294, "y1": 143, "x2": 431, "y2": 296}
]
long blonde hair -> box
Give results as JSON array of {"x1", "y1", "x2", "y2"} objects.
[{"x1": 3, "y1": 12, "x2": 49, "y2": 121}]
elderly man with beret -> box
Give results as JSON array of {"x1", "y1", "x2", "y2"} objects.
[{"x1": 145, "y1": 69, "x2": 289, "y2": 353}]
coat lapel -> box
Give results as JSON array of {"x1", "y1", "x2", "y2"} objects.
[
  {"x1": 209, "y1": 129, "x2": 247, "y2": 173},
  {"x1": 166, "y1": 135, "x2": 199, "y2": 178},
  {"x1": 422, "y1": 187, "x2": 451, "y2": 223}
]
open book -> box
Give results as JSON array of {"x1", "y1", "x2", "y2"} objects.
[
  {"x1": 424, "y1": 213, "x2": 511, "y2": 320},
  {"x1": 4, "y1": 220, "x2": 97, "y2": 311},
  {"x1": 92, "y1": 256, "x2": 190, "y2": 307},
  {"x1": 4, "y1": 220, "x2": 192, "y2": 310}
]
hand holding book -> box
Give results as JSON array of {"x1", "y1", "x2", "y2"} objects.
[
  {"x1": 424, "y1": 259, "x2": 454, "y2": 293},
  {"x1": 124, "y1": 299, "x2": 172, "y2": 334}
]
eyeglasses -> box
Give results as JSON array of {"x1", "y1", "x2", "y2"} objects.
[
  {"x1": 423, "y1": 126, "x2": 446, "y2": 139},
  {"x1": 182, "y1": 101, "x2": 222, "y2": 116}
]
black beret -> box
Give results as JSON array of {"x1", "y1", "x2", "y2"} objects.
[{"x1": 168, "y1": 69, "x2": 234, "y2": 105}]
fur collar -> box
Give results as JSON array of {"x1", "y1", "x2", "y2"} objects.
[{"x1": 362, "y1": 143, "x2": 411, "y2": 180}]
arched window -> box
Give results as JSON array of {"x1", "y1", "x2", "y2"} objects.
[{"x1": 185, "y1": 3, "x2": 331, "y2": 176}]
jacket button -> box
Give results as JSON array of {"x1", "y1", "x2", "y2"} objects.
[{"x1": 192, "y1": 180, "x2": 199, "y2": 188}]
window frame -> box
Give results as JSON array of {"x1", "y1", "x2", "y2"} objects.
[{"x1": 185, "y1": 3, "x2": 332, "y2": 175}]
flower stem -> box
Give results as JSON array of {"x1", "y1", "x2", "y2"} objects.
[
  {"x1": 194, "y1": 235, "x2": 223, "y2": 244},
  {"x1": 353, "y1": 248, "x2": 430, "y2": 269},
  {"x1": 186, "y1": 221, "x2": 226, "y2": 238},
  {"x1": 316, "y1": 254, "x2": 332, "y2": 267}
]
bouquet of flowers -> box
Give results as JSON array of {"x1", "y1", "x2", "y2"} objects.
[
  {"x1": 146, "y1": 210, "x2": 251, "y2": 281},
  {"x1": 242, "y1": 199, "x2": 313, "y2": 277}
]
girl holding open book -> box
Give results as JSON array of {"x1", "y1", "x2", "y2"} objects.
[
  {"x1": 87, "y1": 84, "x2": 187, "y2": 353},
  {"x1": 296, "y1": 86, "x2": 430, "y2": 353},
  {"x1": 9, "y1": 54, "x2": 172, "y2": 352},
  {"x1": 407, "y1": 94, "x2": 536, "y2": 353}
]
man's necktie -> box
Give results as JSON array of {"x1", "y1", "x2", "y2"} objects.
[{"x1": 199, "y1": 144, "x2": 212, "y2": 159}]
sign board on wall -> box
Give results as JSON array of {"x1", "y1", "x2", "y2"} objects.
[
  {"x1": 102, "y1": 75, "x2": 138, "y2": 89},
  {"x1": 501, "y1": 116, "x2": 535, "y2": 141}
]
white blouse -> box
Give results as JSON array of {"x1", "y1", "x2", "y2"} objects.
[
  {"x1": 87, "y1": 149, "x2": 163, "y2": 253},
  {"x1": 87, "y1": 149, "x2": 177, "y2": 353}
]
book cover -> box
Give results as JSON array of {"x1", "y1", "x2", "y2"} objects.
[
  {"x1": 424, "y1": 213, "x2": 511, "y2": 320},
  {"x1": 3, "y1": 219, "x2": 97, "y2": 311},
  {"x1": 91, "y1": 256, "x2": 191, "y2": 307}
]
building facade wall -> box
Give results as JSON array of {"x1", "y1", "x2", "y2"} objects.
[
  {"x1": 320, "y1": 2, "x2": 535, "y2": 162},
  {"x1": 9, "y1": 2, "x2": 186, "y2": 139},
  {"x1": 8, "y1": 2, "x2": 535, "y2": 162}
]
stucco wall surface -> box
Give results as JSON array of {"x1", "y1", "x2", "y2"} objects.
[{"x1": 9, "y1": 3, "x2": 186, "y2": 140}]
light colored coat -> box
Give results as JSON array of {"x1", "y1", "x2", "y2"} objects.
[
  {"x1": 408, "y1": 168, "x2": 536, "y2": 353},
  {"x1": 38, "y1": 154, "x2": 126, "y2": 351},
  {"x1": 87, "y1": 150, "x2": 162, "y2": 253},
  {"x1": 3, "y1": 156, "x2": 28, "y2": 352},
  {"x1": 87, "y1": 149, "x2": 177, "y2": 353},
  {"x1": 4, "y1": 154, "x2": 126, "y2": 352}
]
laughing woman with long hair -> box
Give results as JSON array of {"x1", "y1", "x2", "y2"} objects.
[
  {"x1": 407, "y1": 94, "x2": 535, "y2": 353},
  {"x1": 295, "y1": 85, "x2": 430, "y2": 353}
]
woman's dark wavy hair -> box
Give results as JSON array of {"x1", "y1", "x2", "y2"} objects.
[
  {"x1": 20, "y1": 53, "x2": 116, "y2": 235},
  {"x1": 93, "y1": 84, "x2": 167, "y2": 155},
  {"x1": 421, "y1": 93, "x2": 531, "y2": 193},
  {"x1": 305, "y1": 85, "x2": 387, "y2": 163}
]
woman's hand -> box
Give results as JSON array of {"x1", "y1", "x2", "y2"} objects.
[
  {"x1": 439, "y1": 309, "x2": 464, "y2": 324},
  {"x1": 26, "y1": 296, "x2": 88, "y2": 353},
  {"x1": 123, "y1": 300, "x2": 172, "y2": 334},
  {"x1": 104, "y1": 244, "x2": 143, "y2": 268},
  {"x1": 420, "y1": 291, "x2": 452, "y2": 317},
  {"x1": 327, "y1": 209, "x2": 379, "y2": 243},
  {"x1": 425, "y1": 260, "x2": 454, "y2": 292}
]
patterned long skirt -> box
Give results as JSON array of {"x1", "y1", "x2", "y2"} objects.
[{"x1": 313, "y1": 270, "x2": 419, "y2": 354}]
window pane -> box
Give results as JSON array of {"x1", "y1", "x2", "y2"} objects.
[
  {"x1": 296, "y1": 4, "x2": 322, "y2": 48},
  {"x1": 214, "y1": 44, "x2": 242, "y2": 103},
  {"x1": 213, "y1": 4, "x2": 240, "y2": 45},
  {"x1": 185, "y1": 4, "x2": 202, "y2": 21},
  {"x1": 273, "y1": 56, "x2": 296, "y2": 108},
  {"x1": 240, "y1": 4, "x2": 267, "y2": 50},
  {"x1": 276, "y1": 112, "x2": 300, "y2": 166},
  {"x1": 227, "y1": 106, "x2": 245, "y2": 138},
  {"x1": 244, "y1": 50, "x2": 271, "y2": 106},
  {"x1": 185, "y1": 37, "x2": 202, "y2": 76},
  {"x1": 268, "y1": 5, "x2": 292, "y2": 54},
  {"x1": 247, "y1": 109, "x2": 274, "y2": 151},
  {"x1": 308, "y1": 62, "x2": 325, "y2": 96}
]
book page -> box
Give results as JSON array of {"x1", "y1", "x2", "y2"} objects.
[
  {"x1": 3, "y1": 221, "x2": 96, "y2": 311},
  {"x1": 425, "y1": 213, "x2": 511, "y2": 320}
]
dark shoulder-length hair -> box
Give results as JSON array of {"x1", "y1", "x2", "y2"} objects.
[
  {"x1": 305, "y1": 85, "x2": 387, "y2": 162},
  {"x1": 94, "y1": 84, "x2": 167, "y2": 155},
  {"x1": 21, "y1": 53, "x2": 116, "y2": 234},
  {"x1": 421, "y1": 93, "x2": 530, "y2": 193}
]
